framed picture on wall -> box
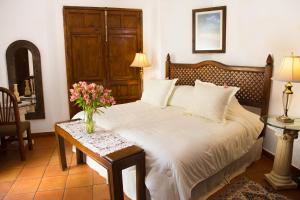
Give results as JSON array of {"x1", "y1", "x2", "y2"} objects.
[{"x1": 193, "y1": 6, "x2": 226, "y2": 53}]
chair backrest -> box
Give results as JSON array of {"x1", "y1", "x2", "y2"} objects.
[{"x1": 0, "y1": 87, "x2": 20, "y2": 125}]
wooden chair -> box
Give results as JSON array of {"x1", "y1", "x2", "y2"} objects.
[{"x1": 0, "y1": 87, "x2": 33, "y2": 161}]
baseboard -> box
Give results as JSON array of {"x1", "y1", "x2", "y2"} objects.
[
  {"x1": 262, "y1": 149, "x2": 300, "y2": 176},
  {"x1": 31, "y1": 132, "x2": 55, "y2": 137}
]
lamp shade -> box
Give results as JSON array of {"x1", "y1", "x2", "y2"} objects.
[
  {"x1": 273, "y1": 55, "x2": 300, "y2": 82},
  {"x1": 130, "y1": 53, "x2": 150, "y2": 68}
]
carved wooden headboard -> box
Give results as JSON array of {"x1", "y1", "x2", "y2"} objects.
[{"x1": 165, "y1": 54, "x2": 273, "y2": 117}]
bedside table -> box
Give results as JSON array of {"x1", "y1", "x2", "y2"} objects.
[{"x1": 260, "y1": 116, "x2": 300, "y2": 190}]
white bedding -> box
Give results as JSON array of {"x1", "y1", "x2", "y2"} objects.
[{"x1": 74, "y1": 101, "x2": 264, "y2": 200}]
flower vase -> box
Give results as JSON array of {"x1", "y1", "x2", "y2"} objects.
[{"x1": 85, "y1": 109, "x2": 95, "y2": 134}]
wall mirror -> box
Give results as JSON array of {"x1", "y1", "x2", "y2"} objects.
[{"x1": 6, "y1": 40, "x2": 45, "y2": 120}]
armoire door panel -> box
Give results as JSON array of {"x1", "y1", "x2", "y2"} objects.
[
  {"x1": 109, "y1": 79, "x2": 140, "y2": 85},
  {"x1": 70, "y1": 33, "x2": 106, "y2": 83},
  {"x1": 123, "y1": 14, "x2": 139, "y2": 28},
  {"x1": 64, "y1": 7, "x2": 142, "y2": 117},
  {"x1": 110, "y1": 84, "x2": 141, "y2": 100},
  {"x1": 107, "y1": 11, "x2": 140, "y2": 29},
  {"x1": 107, "y1": 13, "x2": 122, "y2": 28},
  {"x1": 64, "y1": 8, "x2": 107, "y2": 117},
  {"x1": 106, "y1": 9, "x2": 142, "y2": 102},
  {"x1": 107, "y1": 34, "x2": 139, "y2": 81},
  {"x1": 66, "y1": 11, "x2": 105, "y2": 29}
]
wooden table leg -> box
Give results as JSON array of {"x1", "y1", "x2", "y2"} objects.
[
  {"x1": 136, "y1": 152, "x2": 146, "y2": 200},
  {"x1": 108, "y1": 165, "x2": 124, "y2": 200},
  {"x1": 56, "y1": 134, "x2": 67, "y2": 170},
  {"x1": 107, "y1": 152, "x2": 146, "y2": 200},
  {"x1": 76, "y1": 148, "x2": 86, "y2": 164}
]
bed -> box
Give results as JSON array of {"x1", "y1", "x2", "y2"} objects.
[{"x1": 73, "y1": 54, "x2": 273, "y2": 200}]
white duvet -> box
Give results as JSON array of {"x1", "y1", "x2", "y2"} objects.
[{"x1": 74, "y1": 101, "x2": 263, "y2": 200}]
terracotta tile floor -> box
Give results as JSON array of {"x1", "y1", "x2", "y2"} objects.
[
  {"x1": 0, "y1": 135, "x2": 299, "y2": 200},
  {"x1": 0, "y1": 136, "x2": 118, "y2": 200}
]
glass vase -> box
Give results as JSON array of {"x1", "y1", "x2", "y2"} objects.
[{"x1": 85, "y1": 109, "x2": 95, "y2": 134}]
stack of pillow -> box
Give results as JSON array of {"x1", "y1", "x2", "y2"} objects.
[{"x1": 141, "y1": 79, "x2": 240, "y2": 123}]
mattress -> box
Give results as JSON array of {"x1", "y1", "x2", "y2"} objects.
[{"x1": 73, "y1": 101, "x2": 264, "y2": 200}]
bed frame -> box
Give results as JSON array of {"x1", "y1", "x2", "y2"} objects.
[{"x1": 166, "y1": 54, "x2": 273, "y2": 118}]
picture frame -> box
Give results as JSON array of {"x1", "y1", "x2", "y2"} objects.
[{"x1": 193, "y1": 6, "x2": 226, "y2": 53}]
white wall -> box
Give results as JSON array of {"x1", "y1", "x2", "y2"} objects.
[
  {"x1": 158, "y1": 0, "x2": 300, "y2": 169},
  {"x1": 0, "y1": 0, "x2": 68, "y2": 133},
  {"x1": 0, "y1": 0, "x2": 160, "y2": 132},
  {"x1": 1, "y1": 0, "x2": 300, "y2": 168}
]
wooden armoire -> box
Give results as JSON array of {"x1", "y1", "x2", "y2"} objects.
[{"x1": 63, "y1": 7, "x2": 143, "y2": 117}]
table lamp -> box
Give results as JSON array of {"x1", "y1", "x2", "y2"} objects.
[
  {"x1": 273, "y1": 53, "x2": 300, "y2": 123},
  {"x1": 130, "y1": 52, "x2": 150, "y2": 90}
]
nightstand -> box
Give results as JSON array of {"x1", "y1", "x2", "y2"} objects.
[{"x1": 260, "y1": 116, "x2": 300, "y2": 190}]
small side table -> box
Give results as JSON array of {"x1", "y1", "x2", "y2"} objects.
[{"x1": 261, "y1": 116, "x2": 300, "y2": 190}]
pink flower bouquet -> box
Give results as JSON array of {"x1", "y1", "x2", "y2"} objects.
[{"x1": 70, "y1": 81, "x2": 115, "y2": 133}]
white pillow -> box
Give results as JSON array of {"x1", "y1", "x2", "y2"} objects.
[
  {"x1": 195, "y1": 80, "x2": 216, "y2": 87},
  {"x1": 186, "y1": 81, "x2": 239, "y2": 123},
  {"x1": 195, "y1": 80, "x2": 240, "y2": 115},
  {"x1": 168, "y1": 86, "x2": 194, "y2": 108},
  {"x1": 141, "y1": 79, "x2": 178, "y2": 108}
]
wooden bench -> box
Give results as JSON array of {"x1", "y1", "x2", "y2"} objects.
[{"x1": 55, "y1": 121, "x2": 146, "y2": 200}]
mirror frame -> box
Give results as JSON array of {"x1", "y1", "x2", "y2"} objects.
[{"x1": 6, "y1": 40, "x2": 45, "y2": 119}]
